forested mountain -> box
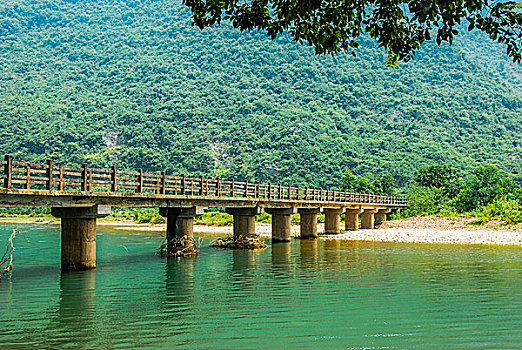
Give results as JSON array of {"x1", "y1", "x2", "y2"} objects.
[{"x1": 1, "y1": 0, "x2": 521, "y2": 192}]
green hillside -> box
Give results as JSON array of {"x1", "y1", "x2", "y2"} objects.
[{"x1": 1, "y1": 0, "x2": 521, "y2": 191}]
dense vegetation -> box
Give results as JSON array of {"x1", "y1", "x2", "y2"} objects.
[
  {"x1": 0, "y1": 0, "x2": 521, "y2": 194},
  {"x1": 405, "y1": 164, "x2": 522, "y2": 224}
]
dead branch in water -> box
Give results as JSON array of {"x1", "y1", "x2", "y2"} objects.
[
  {"x1": 158, "y1": 235, "x2": 199, "y2": 257},
  {"x1": 210, "y1": 234, "x2": 268, "y2": 250},
  {"x1": 1, "y1": 229, "x2": 17, "y2": 277}
]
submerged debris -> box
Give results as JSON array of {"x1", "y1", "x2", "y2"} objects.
[
  {"x1": 159, "y1": 235, "x2": 199, "y2": 257},
  {"x1": 1, "y1": 229, "x2": 17, "y2": 278},
  {"x1": 210, "y1": 234, "x2": 268, "y2": 250}
]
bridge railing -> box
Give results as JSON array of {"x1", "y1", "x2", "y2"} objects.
[{"x1": 0, "y1": 155, "x2": 408, "y2": 205}]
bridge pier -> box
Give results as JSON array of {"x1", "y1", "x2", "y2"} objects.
[
  {"x1": 265, "y1": 208, "x2": 294, "y2": 242},
  {"x1": 324, "y1": 208, "x2": 343, "y2": 234},
  {"x1": 298, "y1": 208, "x2": 320, "y2": 239},
  {"x1": 345, "y1": 208, "x2": 363, "y2": 231},
  {"x1": 226, "y1": 207, "x2": 259, "y2": 239},
  {"x1": 51, "y1": 205, "x2": 111, "y2": 271},
  {"x1": 159, "y1": 207, "x2": 203, "y2": 252},
  {"x1": 375, "y1": 208, "x2": 391, "y2": 226},
  {"x1": 361, "y1": 209, "x2": 378, "y2": 229}
]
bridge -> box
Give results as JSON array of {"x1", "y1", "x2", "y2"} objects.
[{"x1": 0, "y1": 155, "x2": 407, "y2": 271}]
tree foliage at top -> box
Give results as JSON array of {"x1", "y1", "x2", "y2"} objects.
[{"x1": 184, "y1": 0, "x2": 522, "y2": 65}]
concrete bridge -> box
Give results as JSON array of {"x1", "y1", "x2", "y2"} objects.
[{"x1": 0, "y1": 155, "x2": 407, "y2": 271}]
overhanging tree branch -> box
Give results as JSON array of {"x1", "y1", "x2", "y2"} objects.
[{"x1": 183, "y1": 0, "x2": 522, "y2": 65}]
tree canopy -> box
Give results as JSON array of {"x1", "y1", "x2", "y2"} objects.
[
  {"x1": 184, "y1": 0, "x2": 522, "y2": 65},
  {"x1": 340, "y1": 169, "x2": 395, "y2": 195},
  {"x1": 414, "y1": 164, "x2": 462, "y2": 197}
]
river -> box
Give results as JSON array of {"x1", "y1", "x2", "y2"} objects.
[{"x1": 1, "y1": 224, "x2": 521, "y2": 349}]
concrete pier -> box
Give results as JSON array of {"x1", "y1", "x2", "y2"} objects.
[
  {"x1": 345, "y1": 208, "x2": 363, "y2": 231},
  {"x1": 226, "y1": 207, "x2": 259, "y2": 239},
  {"x1": 375, "y1": 208, "x2": 391, "y2": 226},
  {"x1": 324, "y1": 208, "x2": 343, "y2": 234},
  {"x1": 361, "y1": 209, "x2": 378, "y2": 229},
  {"x1": 52, "y1": 205, "x2": 111, "y2": 271},
  {"x1": 299, "y1": 208, "x2": 320, "y2": 239},
  {"x1": 265, "y1": 208, "x2": 294, "y2": 242},
  {"x1": 159, "y1": 207, "x2": 203, "y2": 252}
]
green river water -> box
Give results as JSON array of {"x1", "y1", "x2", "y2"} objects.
[{"x1": 0, "y1": 224, "x2": 521, "y2": 349}]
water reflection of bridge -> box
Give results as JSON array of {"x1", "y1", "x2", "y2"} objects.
[{"x1": 0, "y1": 155, "x2": 407, "y2": 271}]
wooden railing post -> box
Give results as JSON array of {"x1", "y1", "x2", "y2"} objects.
[
  {"x1": 111, "y1": 165, "x2": 118, "y2": 192},
  {"x1": 46, "y1": 159, "x2": 53, "y2": 191},
  {"x1": 81, "y1": 163, "x2": 88, "y2": 191},
  {"x1": 154, "y1": 176, "x2": 160, "y2": 194},
  {"x1": 216, "y1": 178, "x2": 221, "y2": 197},
  {"x1": 199, "y1": 175, "x2": 204, "y2": 196},
  {"x1": 160, "y1": 171, "x2": 166, "y2": 194},
  {"x1": 58, "y1": 166, "x2": 64, "y2": 191},
  {"x1": 3, "y1": 154, "x2": 12, "y2": 189},
  {"x1": 87, "y1": 169, "x2": 93, "y2": 192},
  {"x1": 25, "y1": 164, "x2": 31, "y2": 190},
  {"x1": 136, "y1": 169, "x2": 143, "y2": 193},
  {"x1": 255, "y1": 181, "x2": 260, "y2": 198},
  {"x1": 231, "y1": 179, "x2": 235, "y2": 197},
  {"x1": 268, "y1": 182, "x2": 272, "y2": 199},
  {"x1": 278, "y1": 183, "x2": 282, "y2": 199},
  {"x1": 181, "y1": 174, "x2": 186, "y2": 195},
  {"x1": 244, "y1": 179, "x2": 248, "y2": 197}
]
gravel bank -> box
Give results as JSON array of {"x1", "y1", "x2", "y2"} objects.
[{"x1": 322, "y1": 216, "x2": 522, "y2": 246}]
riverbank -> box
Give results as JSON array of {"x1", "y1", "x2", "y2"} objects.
[
  {"x1": 323, "y1": 216, "x2": 522, "y2": 246},
  {"x1": 2, "y1": 216, "x2": 521, "y2": 246}
]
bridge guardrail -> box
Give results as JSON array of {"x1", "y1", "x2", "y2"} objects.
[{"x1": 1, "y1": 155, "x2": 408, "y2": 205}]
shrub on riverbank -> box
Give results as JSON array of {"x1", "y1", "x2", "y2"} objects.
[
  {"x1": 196, "y1": 212, "x2": 233, "y2": 226},
  {"x1": 0, "y1": 208, "x2": 51, "y2": 218},
  {"x1": 479, "y1": 197, "x2": 522, "y2": 224},
  {"x1": 401, "y1": 164, "x2": 522, "y2": 224}
]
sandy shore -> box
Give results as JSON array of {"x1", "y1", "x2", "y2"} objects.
[{"x1": 2, "y1": 216, "x2": 521, "y2": 246}]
